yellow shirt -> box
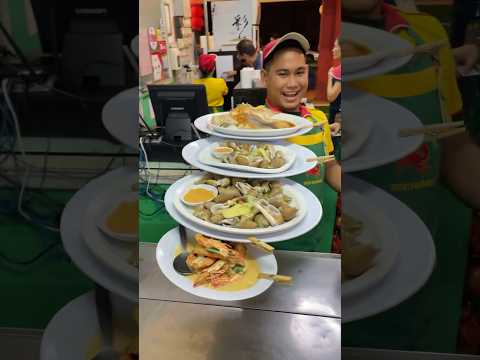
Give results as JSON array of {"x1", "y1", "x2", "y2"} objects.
[{"x1": 193, "y1": 77, "x2": 228, "y2": 107}]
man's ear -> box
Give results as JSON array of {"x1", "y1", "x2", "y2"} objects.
[{"x1": 261, "y1": 69, "x2": 267, "y2": 84}]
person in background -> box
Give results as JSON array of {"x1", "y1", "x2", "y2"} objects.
[
  {"x1": 193, "y1": 54, "x2": 228, "y2": 112},
  {"x1": 327, "y1": 38, "x2": 341, "y2": 124},
  {"x1": 259, "y1": 32, "x2": 341, "y2": 252},
  {"x1": 222, "y1": 38, "x2": 262, "y2": 83}
]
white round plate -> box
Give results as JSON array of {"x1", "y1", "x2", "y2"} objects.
[
  {"x1": 198, "y1": 140, "x2": 296, "y2": 174},
  {"x1": 342, "y1": 115, "x2": 373, "y2": 161},
  {"x1": 183, "y1": 137, "x2": 318, "y2": 179},
  {"x1": 156, "y1": 227, "x2": 277, "y2": 301},
  {"x1": 194, "y1": 113, "x2": 313, "y2": 140},
  {"x1": 40, "y1": 292, "x2": 137, "y2": 360},
  {"x1": 102, "y1": 87, "x2": 139, "y2": 150},
  {"x1": 171, "y1": 175, "x2": 307, "y2": 236},
  {"x1": 96, "y1": 192, "x2": 138, "y2": 242},
  {"x1": 342, "y1": 22, "x2": 413, "y2": 81},
  {"x1": 342, "y1": 87, "x2": 424, "y2": 172},
  {"x1": 341, "y1": 189, "x2": 399, "y2": 299},
  {"x1": 60, "y1": 167, "x2": 138, "y2": 301},
  {"x1": 210, "y1": 112, "x2": 309, "y2": 137},
  {"x1": 164, "y1": 176, "x2": 322, "y2": 243},
  {"x1": 40, "y1": 292, "x2": 98, "y2": 360},
  {"x1": 342, "y1": 175, "x2": 435, "y2": 323},
  {"x1": 83, "y1": 185, "x2": 138, "y2": 283}
]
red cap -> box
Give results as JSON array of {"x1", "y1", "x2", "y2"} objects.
[
  {"x1": 199, "y1": 54, "x2": 216, "y2": 73},
  {"x1": 263, "y1": 32, "x2": 310, "y2": 65}
]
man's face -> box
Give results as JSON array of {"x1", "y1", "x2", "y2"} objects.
[
  {"x1": 342, "y1": 0, "x2": 382, "y2": 15},
  {"x1": 262, "y1": 49, "x2": 308, "y2": 112},
  {"x1": 238, "y1": 52, "x2": 257, "y2": 67}
]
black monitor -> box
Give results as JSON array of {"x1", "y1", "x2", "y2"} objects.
[{"x1": 148, "y1": 84, "x2": 209, "y2": 142}]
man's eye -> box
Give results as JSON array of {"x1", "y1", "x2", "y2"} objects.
[{"x1": 278, "y1": 72, "x2": 289, "y2": 77}]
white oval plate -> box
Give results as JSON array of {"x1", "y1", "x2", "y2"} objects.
[
  {"x1": 342, "y1": 189, "x2": 400, "y2": 299},
  {"x1": 164, "y1": 175, "x2": 322, "y2": 243},
  {"x1": 82, "y1": 182, "x2": 138, "y2": 283},
  {"x1": 342, "y1": 87, "x2": 424, "y2": 172},
  {"x1": 342, "y1": 114, "x2": 373, "y2": 161},
  {"x1": 96, "y1": 192, "x2": 138, "y2": 243},
  {"x1": 342, "y1": 175, "x2": 435, "y2": 323},
  {"x1": 156, "y1": 227, "x2": 277, "y2": 301},
  {"x1": 342, "y1": 22, "x2": 413, "y2": 81},
  {"x1": 183, "y1": 137, "x2": 318, "y2": 179},
  {"x1": 198, "y1": 140, "x2": 296, "y2": 174},
  {"x1": 210, "y1": 112, "x2": 309, "y2": 137},
  {"x1": 195, "y1": 113, "x2": 313, "y2": 141},
  {"x1": 172, "y1": 175, "x2": 306, "y2": 236}
]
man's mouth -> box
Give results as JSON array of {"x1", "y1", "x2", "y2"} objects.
[{"x1": 281, "y1": 91, "x2": 300, "y2": 102}]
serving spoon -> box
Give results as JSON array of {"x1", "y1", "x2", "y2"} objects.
[{"x1": 173, "y1": 225, "x2": 192, "y2": 275}]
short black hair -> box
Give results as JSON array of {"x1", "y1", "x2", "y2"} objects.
[
  {"x1": 264, "y1": 40, "x2": 306, "y2": 69},
  {"x1": 236, "y1": 39, "x2": 256, "y2": 56}
]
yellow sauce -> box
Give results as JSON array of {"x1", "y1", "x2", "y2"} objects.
[
  {"x1": 106, "y1": 201, "x2": 138, "y2": 234},
  {"x1": 183, "y1": 188, "x2": 216, "y2": 203},
  {"x1": 210, "y1": 257, "x2": 260, "y2": 292}
]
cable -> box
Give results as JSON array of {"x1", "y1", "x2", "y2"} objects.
[
  {"x1": 0, "y1": 241, "x2": 60, "y2": 267},
  {"x1": 2, "y1": 78, "x2": 59, "y2": 232}
]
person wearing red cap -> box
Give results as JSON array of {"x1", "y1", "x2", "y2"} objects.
[
  {"x1": 193, "y1": 54, "x2": 228, "y2": 112},
  {"x1": 259, "y1": 32, "x2": 341, "y2": 252}
]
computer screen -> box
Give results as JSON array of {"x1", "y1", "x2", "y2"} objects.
[
  {"x1": 148, "y1": 84, "x2": 209, "y2": 142},
  {"x1": 30, "y1": 0, "x2": 139, "y2": 54}
]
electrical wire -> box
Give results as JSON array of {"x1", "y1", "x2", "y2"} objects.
[{"x1": 2, "y1": 78, "x2": 59, "y2": 232}]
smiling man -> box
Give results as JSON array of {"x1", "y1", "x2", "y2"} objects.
[{"x1": 260, "y1": 33, "x2": 341, "y2": 252}]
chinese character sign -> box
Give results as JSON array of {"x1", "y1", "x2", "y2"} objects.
[
  {"x1": 212, "y1": 0, "x2": 253, "y2": 50},
  {"x1": 232, "y1": 14, "x2": 249, "y2": 38}
]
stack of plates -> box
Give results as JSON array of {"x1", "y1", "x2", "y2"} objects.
[
  {"x1": 156, "y1": 111, "x2": 326, "y2": 300},
  {"x1": 60, "y1": 167, "x2": 138, "y2": 301}
]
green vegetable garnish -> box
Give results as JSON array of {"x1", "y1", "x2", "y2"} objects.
[
  {"x1": 232, "y1": 264, "x2": 245, "y2": 273},
  {"x1": 207, "y1": 247, "x2": 220, "y2": 254}
]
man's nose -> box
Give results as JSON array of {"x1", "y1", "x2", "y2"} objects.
[{"x1": 286, "y1": 75, "x2": 299, "y2": 88}]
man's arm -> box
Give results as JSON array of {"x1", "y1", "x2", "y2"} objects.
[
  {"x1": 440, "y1": 132, "x2": 480, "y2": 210},
  {"x1": 325, "y1": 160, "x2": 341, "y2": 193}
]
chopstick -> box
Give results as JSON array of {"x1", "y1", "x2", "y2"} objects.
[
  {"x1": 382, "y1": 40, "x2": 447, "y2": 59},
  {"x1": 259, "y1": 273, "x2": 293, "y2": 284},
  {"x1": 306, "y1": 155, "x2": 336, "y2": 163},
  {"x1": 248, "y1": 236, "x2": 274, "y2": 253},
  {"x1": 399, "y1": 121, "x2": 465, "y2": 139}
]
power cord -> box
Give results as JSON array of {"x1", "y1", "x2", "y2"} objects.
[{"x1": 2, "y1": 78, "x2": 59, "y2": 232}]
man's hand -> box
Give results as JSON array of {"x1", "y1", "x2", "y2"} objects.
[
  {"x1": 330, "y1": 122, "x2": 341, "y2": 136},
  {"x1": 454, "y1": 44, "x2": 480, "y2": 73},
  {"x1": 441, "y1": 131, "x2": 480, "y2": 211},
  {"x1": 222, "y1": 70, "x2": 237, "y2": 80}
]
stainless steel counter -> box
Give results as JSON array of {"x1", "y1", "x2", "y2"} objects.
[
  {"x1": 140, "y1": 243, "x2": 341, "y2": 318},
  {"x1": 139, "y1": 242, "x2": 341, "y2": 360},
  {"x1": 140, "y1": 299, "x2": 340, "y2": 360}
]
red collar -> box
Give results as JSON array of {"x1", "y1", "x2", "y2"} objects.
[
  {"x1": 383, "y1": 3, "x2": 409, "y2": 32},
  {"x1": 265, "y1": 99, "x2": 312, "y2": 118}
]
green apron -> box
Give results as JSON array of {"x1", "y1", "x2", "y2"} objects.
[
  {"x1": 343, "y1": 27, "x2": 472, "y2": 352},
  {"x1": 271, "y1": 109, "x2": 337, "y2": 252}
]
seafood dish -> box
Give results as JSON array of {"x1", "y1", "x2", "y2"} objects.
[
  {"x1": 211, "y1": 103, "x2": 296, "y2": 130},
  {"x1": 186, "y1": 233, "x2": 259, "y2": 289},
  {"x1": 341, "y1": 214, "x2": 378, "y2": 281},
  {"x1": 186, "y1": 174, "x2": 299, "y2": 230},
  {"x1": 341, "y1": 40, "x2": 371, "y2": 58},
  {"x1": 211, "y1": 141, "x2": 287, "y2": 169}
]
